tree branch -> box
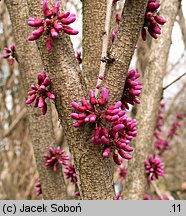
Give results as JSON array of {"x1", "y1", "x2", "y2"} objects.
[
  {"x1": 124, "y1": 0, "x2": 181, "y2": 200},
  {"x1": 163, "y1": 72, "x2": 186, "y2": 90},
  {"x1": 5, "y1": 0, "x2": 67, "y2": 199}
]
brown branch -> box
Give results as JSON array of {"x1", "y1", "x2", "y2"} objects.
[
  {"x1": 27, "y1": 0, "x2": 115, "y2": 200},
  {"x1": 4, "y1": 0, "x2": 67, "y2": 199},
  {"x1": 123, "y1": 0, "x2": 181, "y2": 200},
  {"x1": 2, "y1": 108, "x2": 27, "y2": 138},
  {"x1": 163, "y1": 72, "x2": 186, "y2": 90}
]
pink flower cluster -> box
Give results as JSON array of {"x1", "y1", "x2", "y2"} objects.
[
  {"x1": 25, "y1": 70, "x2": 55, "y2": 115},
  {"x1": 144, "y1": 154, "x2": 164, "y2": 182},
  {"x1": 141, "y1": 0, "x2": 166, "y2": 41},
  {"x1": 168, "y1": 114, "x2": 184, "y2": 138},
  {"x1": 2, "y1": 44, "x2": 15, "y2": 65},
  {"x1": 71, "y1": 88, "x2": 137, "y2": 165},
  {"x1": 28, "y1": 0, "x2": 78, "y2": 51},
  {"x1": 121, "y1": 70, "x2": 142, "y2": 109},
  {"x1": 64, "y1": 163, "x2": 80, "y2": 196},
  {"x1": 43, "y1": 146, "x2": 69, "y2": 172},
  {"x1": 35, "y1": 180, "x2": 42, "y2": 197},
  {"x1": 112, "y1": 13, "x2": 121, "y2": 42},
  {"x1": 153, "y1": 102, "x2": 184, "y2": 155},
  {"x1": 75, "y1": 51, "x2": 82, "y2": 64}
]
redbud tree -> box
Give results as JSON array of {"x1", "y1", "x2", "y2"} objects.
[{"x1": 2, "y1": 0, "x2": 183, "y2": 200}]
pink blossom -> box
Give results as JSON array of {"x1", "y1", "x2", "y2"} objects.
[
  {"x1": 144, "y1": 154, "x2": 164, "y2": 182},
  {"x1": 121, "y1": 69, "x2": 142, "y2": 109},
  {"x1": 25, "y1": 70, "x2": 55, "y2": 115},
  {"x1": 2, "y1": 44, "x2": 16, "y2": 65},
  {"x1": 35, "y1": 180, "x2": 42, "y2": 197},
  {"x1": 43, "y1": 146, "x2": 69, "y2": 172},
  {"x1": 142, "y1": 0, "x2": 166, "y2": 41},
  {"x1": 28, "y1": 0, "x2": 78, "y2": 51},
  {"x1": 71, "y1": 88, "x2": 137, "y2": 165}
]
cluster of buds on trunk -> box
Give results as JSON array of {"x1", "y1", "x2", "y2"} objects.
[
  {"x1": 118, "y1": 166, "x2": 127, "y2": 180},
  {"x1": 112, "y1": 13, "x2": 121, "y2": 42},
  {"x1": 144, "y1": 154, "x2": 164, "y2": 182},
  {"x1": 43, "y1": 146, "x2": 69, "y2": 172},
  {"x1": 35, "y1": 180, "x2": 42, "y2": 197},
  {"x1": 71, "y1": 88, "x2": 137, "y2": 165},
  {"x1": 25, "y1": 70, "x2": 55, "y2": 115},
  {"x1": 28, "y1": 0, "x2": 78, "y2": 51},
  {"x1": 64, "y1": 163, "x2": 80, "y2": 196},
  {"x1": 141, "y1": 0, "x2": 166, "y2": 41},
  {"x1": 2, "y1": 44, "x2": 16, "y2": 65},
  {"x1": 121, "y1": 70, "x2": 142, "y2": 109}
]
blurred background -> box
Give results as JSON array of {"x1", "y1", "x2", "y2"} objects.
[{"x1": 0, "y1": 0, "x2": 186, "y2": 199}]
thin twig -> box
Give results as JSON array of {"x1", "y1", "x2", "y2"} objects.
[
  {"x1": 2, "y1": 108, "x2": 27, "y2": 138},
  {"x1": 163, "y1": 72, "x2": 186, "y2": 90},
  {"x1": 95, "y1": 0, "x2": 113, "y2": 97},
  {"x1": 151, "y1": 181, "x2": 163, "y2": 200}
]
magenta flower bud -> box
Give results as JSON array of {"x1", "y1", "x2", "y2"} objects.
[
  {"x1": 71, "y1": 102, "x2": 86, "y2": 112},
  {"x1": 99, "y1": 75, "x2": 104, "y2": 80},
  {"x1": 101, "y1": 88, "x2": 109, "y2": 101},
  {"x1": 148, "y1": 28, "x2": 158, "y2": 39},
  {"x1": 153, "y1": 26, "x2": 161, "y2": 34},
  {"x1": 37, "y1": 73, "x2": 44, "y2": 85},
  {"x1": 118, "y1": 149, "x2": 132, "y2": 159},
  {"x1": 50, "y1": 28, "x2": 58, "y2": 39},
  {"x1": 38, "y1": 97, "x2": 45, "y2": 108},
  {"x1": 26, "y1": 94, "x2": 36, "y2": 104},
  {"x1": 9, "y1": 59, "x2": 14, "y2": 64},
  {"x1": 105, "y1": 109, "x2": 120, "y2": 115},
  {"x1": 28, "y1": 18, "x2": 43, "y2": 27},
  {"x1": 52, "y1": 1, "x2": 60, "y2": 15},
  {"x1": 89, "y1": 114, "x2": 97, "y2": 123},
  {"x1": 114, "y1": 101, "x2": 122, "y2": 109},
  {"x1": 63, "y1": 26, "x2": 79, "y2": 35},
  {"x1": 113, "y1": 124, "x2": 124, "y2": 132},
  {"x1": 89, "y1": 90, "x2": 97, "y2": 105},
  {"x1": 82, "y1": 99, "x2": 93, "y2": 111},
  {"x1": 73, "y1": 120, "x2": 85, "y2": 128},
  {"x1": 39, "y1": 84, "x2": 46, "y2": 91},
  {"x1": 46, "y1": 38, "x2": 53, "y2": 51},
  {"x1": 121, "y1": 145, "x2": 134, "y2": 152},
  {"x1": 96, "y1": 84, "x2": 101, "y2": 89},
  {"x1": 71, "y1": 113, "x2": 86, "y2": 120},
  {"x1": 58, "y1": 11, "x2": 70, "y2": 19},
  {"x1": 42, "y1": 77, "x2": 51, "y2": 87},
  {"x1": 146, "y1": 12, "x2": 153, "y2": 20},
  {"x1": 34, "y1": 97, "x2": 39, "y2": 108},
  {"x1": 32, "y1": 26, "x2": 45, "y2": 37},
  {"x1": 103, "y1": 148, "x2": 111, "y2": 158},
  {"x1": 113, "y1": 153, "x2": 122, "y2": 165},
  {"x1": 27, "y1": 34, "x2": 38, "y2": 41},
  {"x1": 28, "y1": 90, "x2": 36, "y2": 95},
  {"x1": 54, "y1": 22, "x2": 63, "y2": 31},
  {"x1": 111, "y1": 31, "x2": 117, "y2": 40},
  {"x1": 118, "y1": 110, "x2": 126, "y2": 117},
  {"x1": 111, "y1": 115, "x2": 119, "y2": 122},
  {"x1": 42, "y1": 102, "x2": 47, "y2": 115},
  {"x1": 61, "y1": 16, "x2": 76, "y2": 25},
  {"x1": 155, "y1": 16, "x2": 166, "y2": 25},
  {"x1": 46, "y1": 92, "x2": 55, "y2": 100},
  {"x1": 4, "y1": 47, "x2": 11, "y2": 53},
  {"x1": 2, "y1": 54, "x2": 10, "y2": 58}
]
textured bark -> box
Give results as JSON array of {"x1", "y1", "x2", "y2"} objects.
[
  {"x1": 124, "y1": 0, "x2": 181, "y2": 200},
  {"x1": 82, "y1": 0, "x2": 107, "y2": 90},
  {"x1": 105, "y1": 0, "x2": 148, "y2": 104},
  {"x1": 5, "y1": 0, "x2": 67, "y2": 200},
  {"x1": 27, "y1": 0, "x2": 115, "y2": 200}
]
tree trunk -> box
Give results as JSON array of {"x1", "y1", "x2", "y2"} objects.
[
  {"x1": 124, "y1": 0, "x2": 181, "y2": 200},
  {"x1": 5, "y1": 0, "x2": 67, "y2": 200}
]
